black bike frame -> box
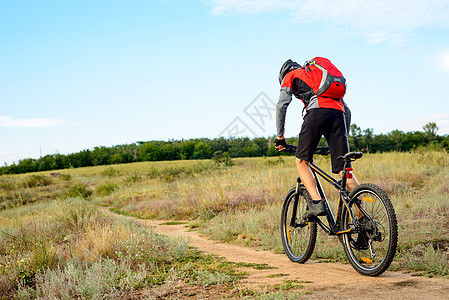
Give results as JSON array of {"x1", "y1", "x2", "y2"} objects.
[{"x1": 297, "y1": 161, "x2": 359, "y2": 236}]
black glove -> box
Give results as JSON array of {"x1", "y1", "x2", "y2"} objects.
[{"x1": 274, "y1": 138, "x2": 288, "y2": 149}]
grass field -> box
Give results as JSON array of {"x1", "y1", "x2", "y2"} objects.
[{"x1": 1, "y1": 149, "x2": 448, "y2": 298}]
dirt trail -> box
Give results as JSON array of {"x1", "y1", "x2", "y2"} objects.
[
  {"x1": 144, "y1": 219, "x2": 449, "y2": 299},
  {"x1": 102, "y1": 206, "x2": 449, "y2": 299}
]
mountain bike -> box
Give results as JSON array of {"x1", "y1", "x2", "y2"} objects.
[{"x1": 280, "y1": 145, "x2": 398, "y2": 276}]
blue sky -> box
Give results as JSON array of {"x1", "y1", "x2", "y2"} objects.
[{"x1": 1, "y1": 0, "x2": 449, "y2": 165}]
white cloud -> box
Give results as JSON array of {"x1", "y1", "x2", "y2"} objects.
[
  {"x1": 209, "y1": 0, "x2": 295, "y2": 14},
  {"x1": 208, "y1": 0, "x2": 449, "y2": 44},
  {"x1": 0, "y1": 116, "x2": 68, "y2": 128}
]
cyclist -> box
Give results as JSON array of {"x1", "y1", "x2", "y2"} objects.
[{"x1": 274, "y1": 58, "x2": 360, "y2": 221}]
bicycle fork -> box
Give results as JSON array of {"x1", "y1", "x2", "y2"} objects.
[{"x1": 289, "y1": 178, "x2": 302, "y2": 228}]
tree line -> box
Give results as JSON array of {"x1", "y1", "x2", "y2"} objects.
[{"x1": 1, "y1": 122, "x2": 447, "y2": 175}]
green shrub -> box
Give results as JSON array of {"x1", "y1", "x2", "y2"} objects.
[
  {"x1": 147, "y1": 167, "x2": 160, "y2": 179},
  {"x1": 66, "y1": 184, "x2": 92, "y2": 199},
  {"x1": 189, "y1": 270, "x2": 232, "y2": 286},
  {"x1": 0, "y1": 179, "x2": 16, "y2": 191},
  {"x1": 58, "y1": 201, "x2": 98, "y2": 230},
  {"x1": 405, "y1": 244, "x2": 449, "y2": 277},
  {"x1": 125, "y1": 173, "x2": 143, "y2": 183},
  {"x1": 147, "y1": 163, "x2": 215, "y2": 182},
  {"x1": 59, "y1": 174, "x2": 72, "y2": 181},
  {"x1": 96, "y1": 183, "x2": 119, "y2": 197},
  {"x1": 20, "y1": 175, "x2": 52, "y2": 188},
  {"x1": 212, "y1": 151, "x2": 234, "y2": 167},
  {"x1": 265, "y1": 156, "x2": 285, "y2": 166},
  {"x1": 101, "y1": 167, "x2": 119, "y2": 178},
  {"x1": 0, "y1": 190, "x2": 36, "y2": 210}
]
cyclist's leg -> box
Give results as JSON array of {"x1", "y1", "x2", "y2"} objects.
[
  {"x1": 326, "y1": 111, "x2": 369, "y2": 248},
  {"x1": 325, "y1": 110, "x2": 362, "y2": 216},
  {"x1": 295, "y1": 110, "x2": 323, "y2": 201},
  {"x1": 338, "y1": 171, "x2": 363, "y2": 217},
  {"x1": 295, "y1": 159, "x2": 320, "y2": 200},
  {"x1": 324, "y1": 110, "x2": 350, "y2": 175},
  {"x1": 296, "y1": 110, "x2": 328, "y2": 218},
  {"x1": 338, "y1": 171, "x2": 360, "y2": 192}
]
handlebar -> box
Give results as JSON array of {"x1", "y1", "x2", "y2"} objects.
[{"x1": 284, "y1": 145, "x2": 330, "y2": 156}]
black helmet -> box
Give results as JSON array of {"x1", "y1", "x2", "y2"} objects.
[{"x1": 279, "y1": 59, "x2": 301, "y2": 84}]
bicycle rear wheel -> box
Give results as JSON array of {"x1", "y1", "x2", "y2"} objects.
[
  {"x1": 341, "y1": 183, "x2": 398, "y2": 276},
  {"x1": 281, "y1": 187, "x2": 317, "y2": 263}
]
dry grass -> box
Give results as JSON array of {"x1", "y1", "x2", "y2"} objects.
[
  {"x1": 0, "y1": 198, "x2": 244, "y2": 298},
  {"x1": 1, "y1": 148, "x2": 448, "y2": 296}
]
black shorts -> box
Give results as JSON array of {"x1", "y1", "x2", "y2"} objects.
[{"x1": 295, "y1": 108, "x2": 349, "y2": 174}]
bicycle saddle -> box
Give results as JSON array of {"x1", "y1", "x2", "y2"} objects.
[{"x1": 337, "y1": 151, "x2": 363, "y2": 161}]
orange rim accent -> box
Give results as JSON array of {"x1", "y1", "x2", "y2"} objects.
[
  {"x1": 363, "y1": 197, "x2": 375, "y2": 203},
  {"x1": 361, "y1": 257, "x2": 373, "y2": 263}
]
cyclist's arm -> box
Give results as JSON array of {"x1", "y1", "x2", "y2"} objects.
[
  {"x1": 341, "y1": 98, "x2": 351, "y2": 135},
  {"x1": 276, "y1": 87, "x2": 293, "y2": 138}
]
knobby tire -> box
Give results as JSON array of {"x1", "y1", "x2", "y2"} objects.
[
  {"x1": 281, "y1": 187, "x2": 317, "y2": 263},
  {"x1": 341, "y1": 183, "x2": 398, "y2": 276}
]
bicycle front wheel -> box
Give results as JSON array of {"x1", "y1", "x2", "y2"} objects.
[
  {"x1": 341, "y1": 183, "x2": 398, "y2": 276},
  {"x1": 281, "y1": 187, "x2": 317, "y2": 263}
]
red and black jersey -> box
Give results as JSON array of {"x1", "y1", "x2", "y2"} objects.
[{"x1": 276, "y1": 68, "x2": 344, "y2": 137}]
